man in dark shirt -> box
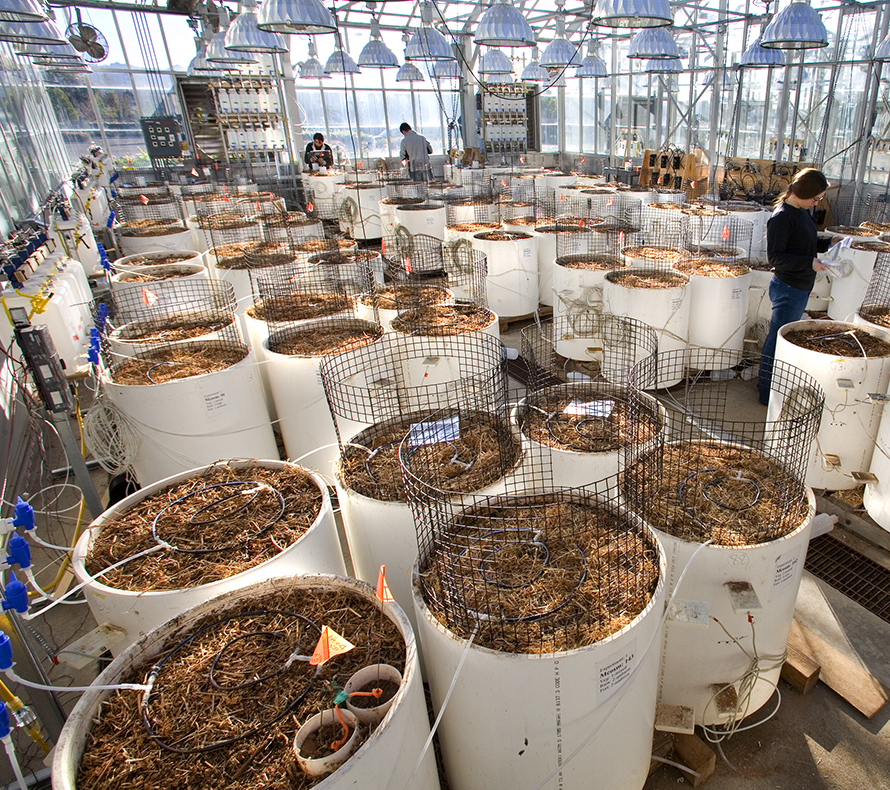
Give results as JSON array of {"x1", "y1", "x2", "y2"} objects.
[
  {"x1": 304, "y1": 133, "x2": 333, "y2": 169},
  {"x1": 399, "y1": 122, "x2": 433, "y2": 182}
]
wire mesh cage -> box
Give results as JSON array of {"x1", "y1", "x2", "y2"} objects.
[
  {"x1": 858, "y1": 252, "x2": 890, "y2": 328},
  {"x1": 321, "y1": 331, "x2": 508, "y2": 448},
  {"x1": 249, "y1": 261, "x2": 355, "y2": 328},
  {"x1": 402, "y1": 463, "x2": 663, "y2": 652},
  {"x1": 385, "y1": 178, "x2": 428, "y2": 200},
  {"x1": 260, "y1": 212, "x2": 324, "y2": 244},
  {"x1": 497, "y1": 200, "x2": 537, "y2": 224},
  {"x1": 237, "y1": 190, "x2": 287, "y2": 217},
  {"x1": 682, "y1": 209, "x2": 752, "y2": 260},
  {"x1": 113, "y1": 193, "x2": 183, "y2": 224},
  {"x1": 105, "y1": 279, "x2": 240, "y2": 357},
  {"x1": 114, "y1": 183, "x2": 171, "y2": 201},
  {"x1": 622, "y1": 348, "x2": 824, "y2": 546},
  {"x1": 188, "y1": 191, "x2": 237, "y2": 218},
  {"x1": 640, "y1": 202, "x2": 687, "y2": 250},
  {"x1": 202, "y1": 213, "x2": 263, "y2": 251},
  {"x1": 521, "y1": 314, "x2": 658, "y2": 388},
  {"x1": 306, "y1": 248, "x2": 381, "y2": 299},
  {"x1": 445, "y1": 195, "x2": 501, "y2": 226}
]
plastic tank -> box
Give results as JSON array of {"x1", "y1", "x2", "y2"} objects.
[
  {"x1": 825, "y1": 246, "x2": 879, "y2": 322},
  {"x1": 71, "y1": 461, "x2": 344, "y2": 652},
  {"x1": 412, "y1": 502, "x2": 666, "y2": 790},
  {"x1": 651, "y1": 489, "x2": 815, "y2": 725},
  {"x1": 448, "y1": 200, "x2": 499, "y2": 225},
  {"x1": 53, "y1": 574, "x2": 439, "y2": 790},
  {"x1": 338, "y1": 182, "x2": 386, "y2": 240},
  {"x1": 603, "y1": 270, "x2": 690, "y2": 387},
  {"x1": 471, "y1": 231, "x2": 539, "y2": 318},
  {"x1": 394, "y1": 203, "x2": 447, "y2": 240},
  {"x1": 303, "y1": 172, "x2": 341, "y2": 218},
  {"x1": 553, "y1": 254, "x2": 626, "y2": 321},
  {"x1": 112, "y1": 250, "x2": 203, "y2": 272},
  {"x1": 107, "y1": 316, "x2": 240, "y2": 358},
  {"x1": 102, "y1": 345, "x2": 278, "y2": 486},
  {"x1": 109, "y1": 264, "x2": 209, "y2": 302},
  {"x1": 771, "y1": 319, "x2": 890, "y2": 489},
  {"x1": 116, "y1": 226, "x2": 193, "y2": 256}
]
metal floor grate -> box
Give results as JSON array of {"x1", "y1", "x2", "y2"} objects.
[{"x1": 805, "y1": 534, "x2": 890, "y2": 626}]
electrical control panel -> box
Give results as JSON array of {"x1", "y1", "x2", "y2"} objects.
[{"x1": 140, "y1": 116, "x2": 183, "y2": 159}]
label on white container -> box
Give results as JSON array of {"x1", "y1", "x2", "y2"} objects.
[
  {"x1": 563, "y1": 398, "x2": 614, "y2": 418},
  {"x1": 732, "y1": 287, "x2": 743, "y2": 300},
  {"x1": 426, "y1": 216, "x2": 435, "y2": 226},
  {"x1": 409, "y1": 414, "x2": 460, "y2": 446},
  {"x1": 772, "y1": 546, "x2": 803, "y2": 592},
  {"x1": 597, "y1": 638, "x2": 637, "y2": 702},
  {"x1": 522, "y1": 246, "x2": 532, "y2": 258},
  {"x1": 671, "y1": 297, "x2": 683, "y2": 311},
  {"x1": 203, "y1": 390, "x2": 228, "y2": 414}
]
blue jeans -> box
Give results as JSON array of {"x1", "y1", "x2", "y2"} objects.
[
  {"x1": 409, "y1": 167, "x2": 430, "y2": 182},
  {"x1": 758, "y1": 276, "x2": 810, "y2": 403}
]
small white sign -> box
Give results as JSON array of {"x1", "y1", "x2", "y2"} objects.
[
  {"x1": 522, "y1": 246, "x2": 532, "y2": 258},
  {"x1": 597, "y1": 639, "x2": 637, "y2": 702},
  {"x1": 563, "y1": 398, "x2": 615, "y2": 418},
  {"x1": 731, "y1": 287, "x2": 743, "y2": 300},
  {"x1": 203, "y1": 390, "x2": 228, "y2": 414},
  {"x1": 772, "y1": 547, "x2": 803, "y2": 591},
  {"x1": 426, "y1": 216, "x2": 435, "y2": 226},
  {"x1": 409, "y1": 414, "x2": 460, "y2": 446},
  {"x1": 671, "y1": 297, "x2": 683, "y2": 311}
]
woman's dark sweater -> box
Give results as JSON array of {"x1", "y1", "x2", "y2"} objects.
[{"x1": 766, "y1": 201, "x2": 830, "y2": 292}]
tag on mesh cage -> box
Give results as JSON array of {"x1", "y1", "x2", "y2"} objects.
[
  {"x1": 563, "y1": 399, "x2": 615, "y2": 418},
  {"x1": 409, "y1": 414, "x2": 460, "y2": 446}
]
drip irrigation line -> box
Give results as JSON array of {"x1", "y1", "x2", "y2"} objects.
[{"x1": 141, "y1": 609, "x2": 320, "y2": 754}]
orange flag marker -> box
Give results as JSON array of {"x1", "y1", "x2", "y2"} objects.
[
  {"x1": 376, "y1": 565, "x2": 394, "y2": 603},
  {"x1": 310, "y1": 625, "x2": 355, "y2": 666}
]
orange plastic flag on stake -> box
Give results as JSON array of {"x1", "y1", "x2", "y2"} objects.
[
  {"x1": 405, "y1": 256, "x2": 412, "y2": 274},
  {"x1": 722, "y1": 225, "x2": 730, "y2": 241},
  {"x1": 191, "y1": 168, "x2": 199, "y2": 177},
  {"x1": 142, "y1": 287, "x2": 158, "y2": 307},
  {"x1": 376, "y1": 565, "x2": 394, "y2": 603},
  {"x1": 140, "y1": 195, "x2": 149, "y2": 205},
  {"x1": 308, "y1": 201, "x2": 314, "y2": 213},
  {"x1": 310, "y1": 626, "x2": 356, "y2": 666}
]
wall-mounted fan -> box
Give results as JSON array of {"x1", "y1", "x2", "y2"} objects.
[{"x1": 67, "y1": 9, "x2": 109, "y2": 63}]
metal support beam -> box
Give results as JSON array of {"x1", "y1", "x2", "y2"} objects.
[{"x1": 47, "y1": 413, "x2": 103, "y2": 520}]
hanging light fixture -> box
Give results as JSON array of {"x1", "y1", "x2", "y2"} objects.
[
  {"x1": 485, "y1": 72, "x2": 514, "y2": 85},
  {"x1": 187, "y1": 38, "x2": 229, "y2": 75},
  {"x1": 575, "y1": 43, "x2": 608, "y2": 77},
  {"x1": 760, "y1": 2, "x2": 828, "y2": 50},
  {"x1": 405, "y1": 1, "x2": 453, "y2": 61},
  {"x1": 627, "y1": 27, "x2": 680, "y2": 59},
  {"x1": 545, "y1": 71, "x2": 567, "y2": 88},
  {"x1": 225, "y1": 0, "x2": 287, "y2": 52},
  {"x1": 14, "y1": 40, "x2": 79, "y2": 60},
  {"x1": 644, "y1": 57, "x2": 682, "y2": 73},
  {"x1": 298, "y1": 38, "x2": 330, "y2": 78},
  {"x1": 540, "y1": 4, "x2": 582, "y2": 69},
  {"x1": 431, "y1": 58, "x2": 461, "y2": 79},
  {"x1": 521, "y1": 48, "x2": 549, "y2": 82},
  {"x1": 396, "y1": 60, "x2": 425, "y2": 82},
  {"x1": 256, "y1": 0, "x2": 336, "y2": 34},
  {"x1": 325, "y1": 33, "x2": 360, "y2": 73},
  {"x1": 740, "y1": 35, "x2": 786, "y2": 67},
  {"x1": 0, "y1": 0, "x2": 46, "y2": 24},
  {"x1": 38, "y1": 59, "x2": 91, "y2": 73},
  {"x1": 0, "y1": 18, "x2": 66, "y2": 45},
  {"x1": 875, "y1": 32, "x2": 890, "y2": 61},
  {"x1": 480, "y1": 48, "x2": 513, "y2": 74},
  {"x1": 475, "y1": 0, "x2": 535, "y2": 48},
  {"x1": 590, "y1": 0, "x2": 672, "y2": 29},
  {"x1": 358, "y1": 19, "x2": 399, "y2": 67},
  {"x1": 207, "y1": 28, "x2": 258, "y2": 64}
]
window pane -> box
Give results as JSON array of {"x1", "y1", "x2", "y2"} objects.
[
  {"x1": 43, "y1": 72, "x2": 100, "y2": 167},
  {"x1": 540, "y1": 93, "x2": 558, "y2": 152},
  {"x1": 160, "y1": 15, "x2": 197, "y2": 72},
  {"x1": 113, "y1": 10, "x2": 171, "y2": 71}
]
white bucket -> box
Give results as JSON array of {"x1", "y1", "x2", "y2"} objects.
[
  {"x1": 677, "y1": 263, "x2": 750, "y2": 362},
  {"x1": 514, "y1": 383, "x2": 665, "y2": 488},
  {"x1": 471, "y1": 231, "x2": 538, "y2": 318},
  {"x1": 865, "y1": 403, "x2": 890, "y2": 530},
  {"x1": 263, "y1": 321, "x2": 383, "y2": 475},
  {"x1": 109, "y1": 264, "x2": 208, "y2": 302},
  {"x1": 603, "y1": 270, "x2": 690, "y2": 387},
  {"x1": 655, "y1": 189, "x2": 686, "y2": 204},
  {"x1": 117, "y1": 226, "x2": 194, "y2": 256},
  {"x1": 412, "y1": 512, "x2": 666, "y2": 790},
  {"x1": 724, "y1": 204, "x2": 769, "y2": 256},
  {"x1": 553, "y1": 254, "x2": 625, "y2": 321},
  {"x1": 338, "y1": 183, "x2": 386, "y2": 240},
  {"x1": 70, "y1": 462, "x2": 344, "y2": 652},
  {"x1": 771, "y1": 319, "x2": 890, "y2": 489},
  {"x1": 52, "y1": 574, "x2": 439, "y2": 790},
  {"x1": 204, "y1": 248, "x2": 255, "y2": 308},
  {"x1": 542, "y1": 173, "x2": 576, "y2": 191},
  {"x1": 185, "y1": 215, "x2": 208, "y2": 253},
  {"x1": 380, "y1": 199, "x2": 421, "y2": 236},
  {"x1": 532, "y1": 226, "x2": 598, "y2": 309},
  {"x1": 102, "y1": 345, "x2": 277, "y2": 486},
  {"x1": 652, "y1": 488, "x2": 815, "y2": 725},
  {"x1": 806, "y1": 270, "x2": 832, "y2": 312},
  {"x1": 394, "y1": 203, "x2": 447, "y2": 241},
  {"x1": 448, "y1": 201, "x2": 499, "y2": 225},
  {"x1": 344, "y1": 664, "x2": 402, "y2": 725},
  {"x1": 112, "y1": 250, "x2": 203, "y2": 272},
  {"x1": 746, "y1": 267, "x2": 773, "y2": 351},
  {"x1": 825, "y1": 246, "x2": 879, "y2": 323},
  {"x1": 107, "y1": 315, "x2": 240, "y2": 358}
]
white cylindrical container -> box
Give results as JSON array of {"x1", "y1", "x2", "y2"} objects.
[
  {"x1": 806, "y1": 269, "x2": 832, "y2": 312},
  {"x1": 264, "y1": 321, "x2": 383, "y2": 475},
  {"x1": 379, "y1": 198, "x2": 423, "y2": 236},
  {"x1": 746, "y1": 266, "x2": 773, "y2": 351},
  {"x1": 116, "y1": 223, "x2": 193, "y2": 256},
  {"x1": 621, "y1": 245, "x2": 684, "y2": 270},
  {"x1": 447, "y1": 200, "x2": 499, "y2": 225},
  {"x1": 303, "y1": 172, "x2": 342, "y2": 218},
  {"x1": 655, "y1": 188, "x2": 686, "y2": 204},
  {"x1": 825, "y1": 225, "x2": 883, "y2": 244},
  {"x1": 53, "y1": 574, "x2": 439, "y2": 790},
  {"x1": 865, "y1": 404, "x2": 890, "y2": 530},
  {"x1": 70, "y1": 461, "x2": 344, "y2": 651},
  {"x1": 532, "y1": 225, "x2": 598, "y2": 309},
  {"x1": 825, "y1": 244, "x2": 885, "y2": 323},
  {"x1": 107, "y1": 315, "x2": 239, "y2": 358},
  {"x1": 514, "y1": 383, "x2": 665, "y2": 488},
  {"x1": 723, "y1": 203, "x2": 769, "y2": 256},
  {"x1": 413, "y1": 506, "x2": 666, "y2": 790},
  {"x1": 652, "y1": 489, "x2": 815, "y2": 725},
  {"x1": 102, "y1": 345, "x2": 277, "y2": 486},
  {"x1": 355, "y1": 286, "x2": 452, "y2": 332},
  {"x1": 444, "y1": 222, "x2": 501, "y2": 247},
  {"x1": 471, "y1": 230, "x2": 538, "y2": 318},
  {"x1": 553, "y1": 253, "x2": 626, "y2": 322},
  {"x1": 674, "y1": 259, "x2": 750, "y2": 363},
  {"x1": 770, "y1": 319, "x2": 890, "y2": 489},
  {"x1": 344, "y1": 664, "x2": 402, "y2": 725},
  {"x1": 112, "y1": 250, "x2": 203, "y2": 272},
  {"x1": 394, "y1": 202, "x2": 447, "y2": 240},
  {"x1": 339, "y1": 182, "x2": 386, "y2": 239},
  {"x1": 109, "y1": 263, "x2": 208, "y2": 301},
  {"x1": 542, "y1": 172, "x2": 576, "y2": 191},
  {"x1": 604, "y1": 270, "x2": 690, "y2": 387}
]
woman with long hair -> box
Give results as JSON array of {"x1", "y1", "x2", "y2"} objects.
[{"x1": 758, "y1": 168, "x2": 837, "y2": 404}]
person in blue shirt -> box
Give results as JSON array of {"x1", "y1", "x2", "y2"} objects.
[
  {"x1": 399, "y1": 123, "x2": 433, "y2": 182},
  {"x1": 758, "y1": 168, "x2": 836, "y2": 404}
]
